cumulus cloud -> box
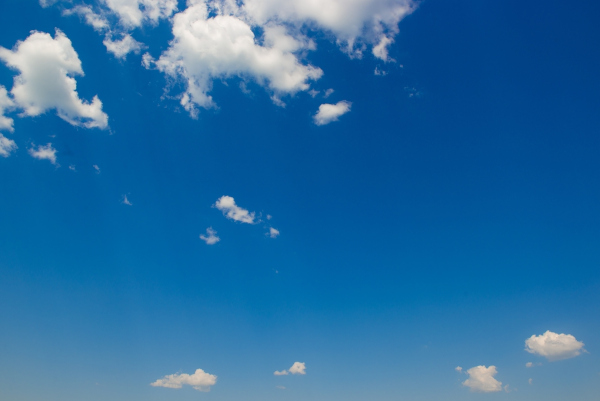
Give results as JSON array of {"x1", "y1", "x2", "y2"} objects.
[
  {"x1": 462, "y1": 366, "x2": 503, "y2": 393},
  {"x1": 151, "y1": 2, "x2": 322, "y2": 116},
  {"x1": 28, "y1": 143, "x2": 57, "y2": 164},
  {"x1": 0, "y1": 30, "x2": 108, "y2": 129},
  {"x1": 103, "y1": 34, "x2": 145, "y2": 58},
  {"x1": 0, "y1": 86, "x2": 15, "y2": 132},
  {"x1": 150, "y1": 368, "x2": 217, "y2": 392},
  {"x1": 103, "y1": 0, "x2": 178, "y2": 28},
  {"x1": 275, "y1": 362, "x2": 306, "y2": 376},
  {"x1": 63, "y1": 5, "x2": 110, "y2": 32},
  {"x1": 455, "y1": 366, "x2": 462, "y2": 373},
  {"x1": 525, "y1": 331, "x2": 585, "y2": 361},
  {"x1": 268, "y1": 227, "x2": 280, "y2": 238},
  {"x1": 289, "y1": 362, "x2": 306, "y2": 375},
  {"x1": 214, "y1": 196, "x2": 257, "y2": 224},
  {"x1": 200, "y1": 227, "x2": 220, "y2": 245},
  {"x1": 313, "y1": 101, "x2": 351, "y2": 125},
  {"x1": 0, "y1": 134, "x2": 17, "y2": 157}
]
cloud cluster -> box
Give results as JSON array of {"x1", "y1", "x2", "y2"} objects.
[
  {"x1": 214, "y1": 196, "x2": 257, "y2": 224},
  {"x1": 313, "y1": 101, "x2": 352, "y2": 125},
  {"x1": 462, "y1": 365, "x2": 502, "y2": 393},
  {"x1": 525, "y1": 331, "x2": 585, "y2": 361},
  {"x1": 151, "y1": 368, "x2": 217, "y2": 392},
  {"x1": 200, "y1": 227, "x2": 221, "y2": 245},
  {"x1": 274, "y1": 362, "x2": 306, "y2": 376},
  {"x1": 0, "y1": 30, "x2": 108, "y2": 129}
]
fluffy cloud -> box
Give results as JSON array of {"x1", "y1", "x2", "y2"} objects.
[
  {"x1": 64, "y1": 5, "x2": 110, "y2": 32},
  {"x1": 214, "y1": 196, "x2": 257, "y2": 224},
  {"x1": 103, "y1": 34, "x2": 145, "y2": 58},
  {"x1": 0, "y1": 86, "x2": 15, "y2": 132},
  {"x1": 0, "y1": 134, "x2": 17, "y2": 157},
  {"x1": 150, "y1": 2, "x2": 322, "y2": 115},
  {"x1": 28, "y1": 143, "x2": 57, "y2": 164},
  {"x1": 103, "y1": 0, "x2": 178, "y2": 28},
  {"x1": 0, "y1": 30, "x2": 108, "y2": 129},
  {"x1": 151, "y1": 368, "x2": 217, "y2": 391},
  {"x1": 268, "y1": 227, "x2": 280, "y2": 238},
  {"x1": 274, "y1": 362, "x2": 306, "y2": 376},
  {"x1": 241, "y1": 0, "x2": 416, "y2": 57},
  {"x1": 525, "y1": 331, "x2": 585, "y2": 361},
  {"x1": 462, "y1": 366, "x2": 502, "y2": 393},
  {"x1": 200, "y1": 227, "x2": 220, "y2": 245},
  {"x1": 455, "y1": 366, "x2": 462, "y2": 372},
  {"x1": 313, "y1": 101, "x2": 351, "y2": 125}
]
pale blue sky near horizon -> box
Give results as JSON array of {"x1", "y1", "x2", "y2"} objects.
[{"x1": 0, "y1": 0, "x2": 599, "y2": 400}]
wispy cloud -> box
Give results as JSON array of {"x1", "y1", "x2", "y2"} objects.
[
  {"x1": 200, "y1": 227, "x2": 220, "y2": 245},
  {"x1": 122, "y1": 195, "x2": 133, "y2": 206},
  {"x1": 268, "y1": 227, "x2": 280, "y2": 238}
]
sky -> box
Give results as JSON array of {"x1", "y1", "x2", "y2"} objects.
[{"x1": 1, "y1": 0, "x2": 600, "y2": 400}]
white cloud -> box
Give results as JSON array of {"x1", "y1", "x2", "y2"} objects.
[
  {"x1": 525, "y1": 331, "x2": 585, "y2": 361},
  {"x1": 455, "y1": 366, "x2": 463, "y2": 373},
  {"x1": 289, "y1": 362, "x2": 306, "y2": 375},
  {"x1": 313, "y1": 100, "x2": 351, "y2": 125},
  {"x1": 153, "y1": 2, "x2": 323, "y2": 116},
  {"x1": 122, "y1": 195, "x2": 133, "y2": 205},
  {"x1": 526, "y1": 362, "x2": 541, "y2": 368},
  {"x1": 274, "y1": 370, "x2": 288, "y2": 376},
  {"x1": 0, "y1": 30, "x2": 108, "y2": 129},
  {"x1": 323, "y1": 88, "x2": 334, "y2": 98},
  {"x1": 93, "y1": 164, "x2": 101, "y2": 173},
  {"x1": 462, "y1": 366, "x2": 503, "y2": 393},
  {"x1": 268, "y1": 227, "x2": 280, "y2": 238},
  {"x1": 200, "y1": 227, "x2": 220, "y2": 245},
  {"x1": 103, "y1": 0, "x2": 178, "y2": 28},
  {"x1": 28, "y1": 143, "x2": 57, "y2": 164},
  {"x1": 214, "y1": 196, "x2": 257, "y2": 224},
  {"x1": 241, "y1": 0, "x2": 416, "y2": 56},
  {"x1": 103, "y1": 34, "x2": 145, "y2": 58},
  {"x1": 372, "y1": 35, "x2": 394, "y2": 61},
  {"x1": 0, "y1": 134, "x2": 17, "y2": 157},
  {"x1": 69, "y1": 165, "x2": 76, "y2": 171},
  {"x1": 0, "y1": 86, "x2": 15, "y2": 132},
  {"x1": 150, "y1": 368, "x2": 217, "y2": 392},
  {"x1": 64, "y1": 5, "x2": 110, "y2": 32}
]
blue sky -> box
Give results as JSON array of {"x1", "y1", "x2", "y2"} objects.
[{"x1": 1, "y1": 0, "x2": 599, "y2": 400}]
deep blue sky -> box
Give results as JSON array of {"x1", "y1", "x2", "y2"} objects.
[{"x1": 1, "y1": 0, "x2": 599, "y2": 400}]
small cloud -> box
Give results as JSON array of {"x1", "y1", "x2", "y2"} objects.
[
  {"x1": 374, "y1": 67, "x2": 387, "y2": 76},
  {"x1": 308, "y1": 89, "x2": 319, "y2": 98},
  {"x1": 289, "y1": 362, "x2": 306, "y2": 375},
  {"x1": 103, "y1": 34, "x2": 145, "y2": 59},
  {"x1": 462, "y1": 366, "x2": 503, "y2": 393},
  {"x1": 313, "y1": 101, "x2": 351, "y2": 126},
  {"x1": 122, "y1": 195, "x2": 133, "y2": 206},
  {"x1": 455, "y1": 366, "x2": 463, "y2": 373},
  {"x1": 528, "y1": 378, "x2": 533, "y2": 385},
  {"x1": 0, "y1": 134, "x2": 17, "y2": 157},
  {"x1": 276, "y1": 385, "x2": 286, "y2": 390},
  {"x1": 68, "y1": 165, "x2": 76, "y2": 171},
  {"x1": 525, "y1": 331, "x2": 585, "y2": 361},
  {"x1": 526, "y1": 362, "x2": 542, "y2": 368},
  {"x1": 200, "y1": 227, "x2": 220, "y2": 245},
  {"x1": 93, "y1": 164, "x2": 101, "y2": 173},
  {"x1": 271, "y1": 95, "x2": 286, "y2": 108},
  {"x1": 214, "y1": 196, "x2": 256, "y2": 224},
  {"x1": 150, "y1": 368, "x2": 217, "y2": 392},
  {"x1": 274, "y1": 370, "x2": 288, "y2": 376},
  {"x1": 323, "y1": 88, "x2": 334, "y2": 98},
  {"x1": 372, "y1": 35, "x2": 394, "y2": 62},
  {"x1": 28, "y1": 143, "x2": 57, "y2": 164},
  {"x1": 266, "y1": 214, "x2": 272, "y2": 220},
  {"x1": 268, "y1": 227, "x2": 280, "y2": 238}
]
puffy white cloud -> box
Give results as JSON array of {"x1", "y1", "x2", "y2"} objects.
[
  {"x1": 288, "y1": 362, "x2": 306, "y2": 375},
  {"x1": 200, "y1": 227, "x2": 220, "y2": 245},
  {"x1": 525, "y1": 331, "x2": 585, "y2": 361},
  {"x1": 150, "y1": 368, "x2": 217, "y2": 391},
  {"x1": 275, "y1": 362, "x2": 306, "y2": 376},
  {"x1": 455, "y1": 366, "x2": 463, "y2": 373},
  {"x1": 28, "y1": 143, "x2": 57, "y2": 164},
  {"x1": 241, "y1": 0, "x2": 416, "y2": 56},
  {"x1": 0, "y1": 30, "x2": 108, "y2": 129},
  {"x1": 103, "y1": 0, "x2": 178, "y2": 28},
  {"x1": 0, "y1": 86, "x2": 15, "y2": 132},
  {"x1": 0, "y1": 134, "x2": 17, "y2": 157},
  {"x1": 152, "y1": 2, "x2": 322, "y2": 115},
  {"x1": 64, "y1": 5, "x2": 110, "y2": 32},
  {"x1": 103, "y1": 34, "x2": 145, "y2": 58},
  {"x1": 372, "y1": 35, "x2": 394, "y2": 61},
  {"x1": 268, "y1": 227, "x2": 280, "y2": 238},
  {"x1": 214, "y1": 196, "x2": 257, "y2": 224},
  {"x1": 313, "y1": 100, "x2": 351, "y2": 125},
  {"x1": 462, "y1": 366, "x2": 502, "y2": 393}
]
